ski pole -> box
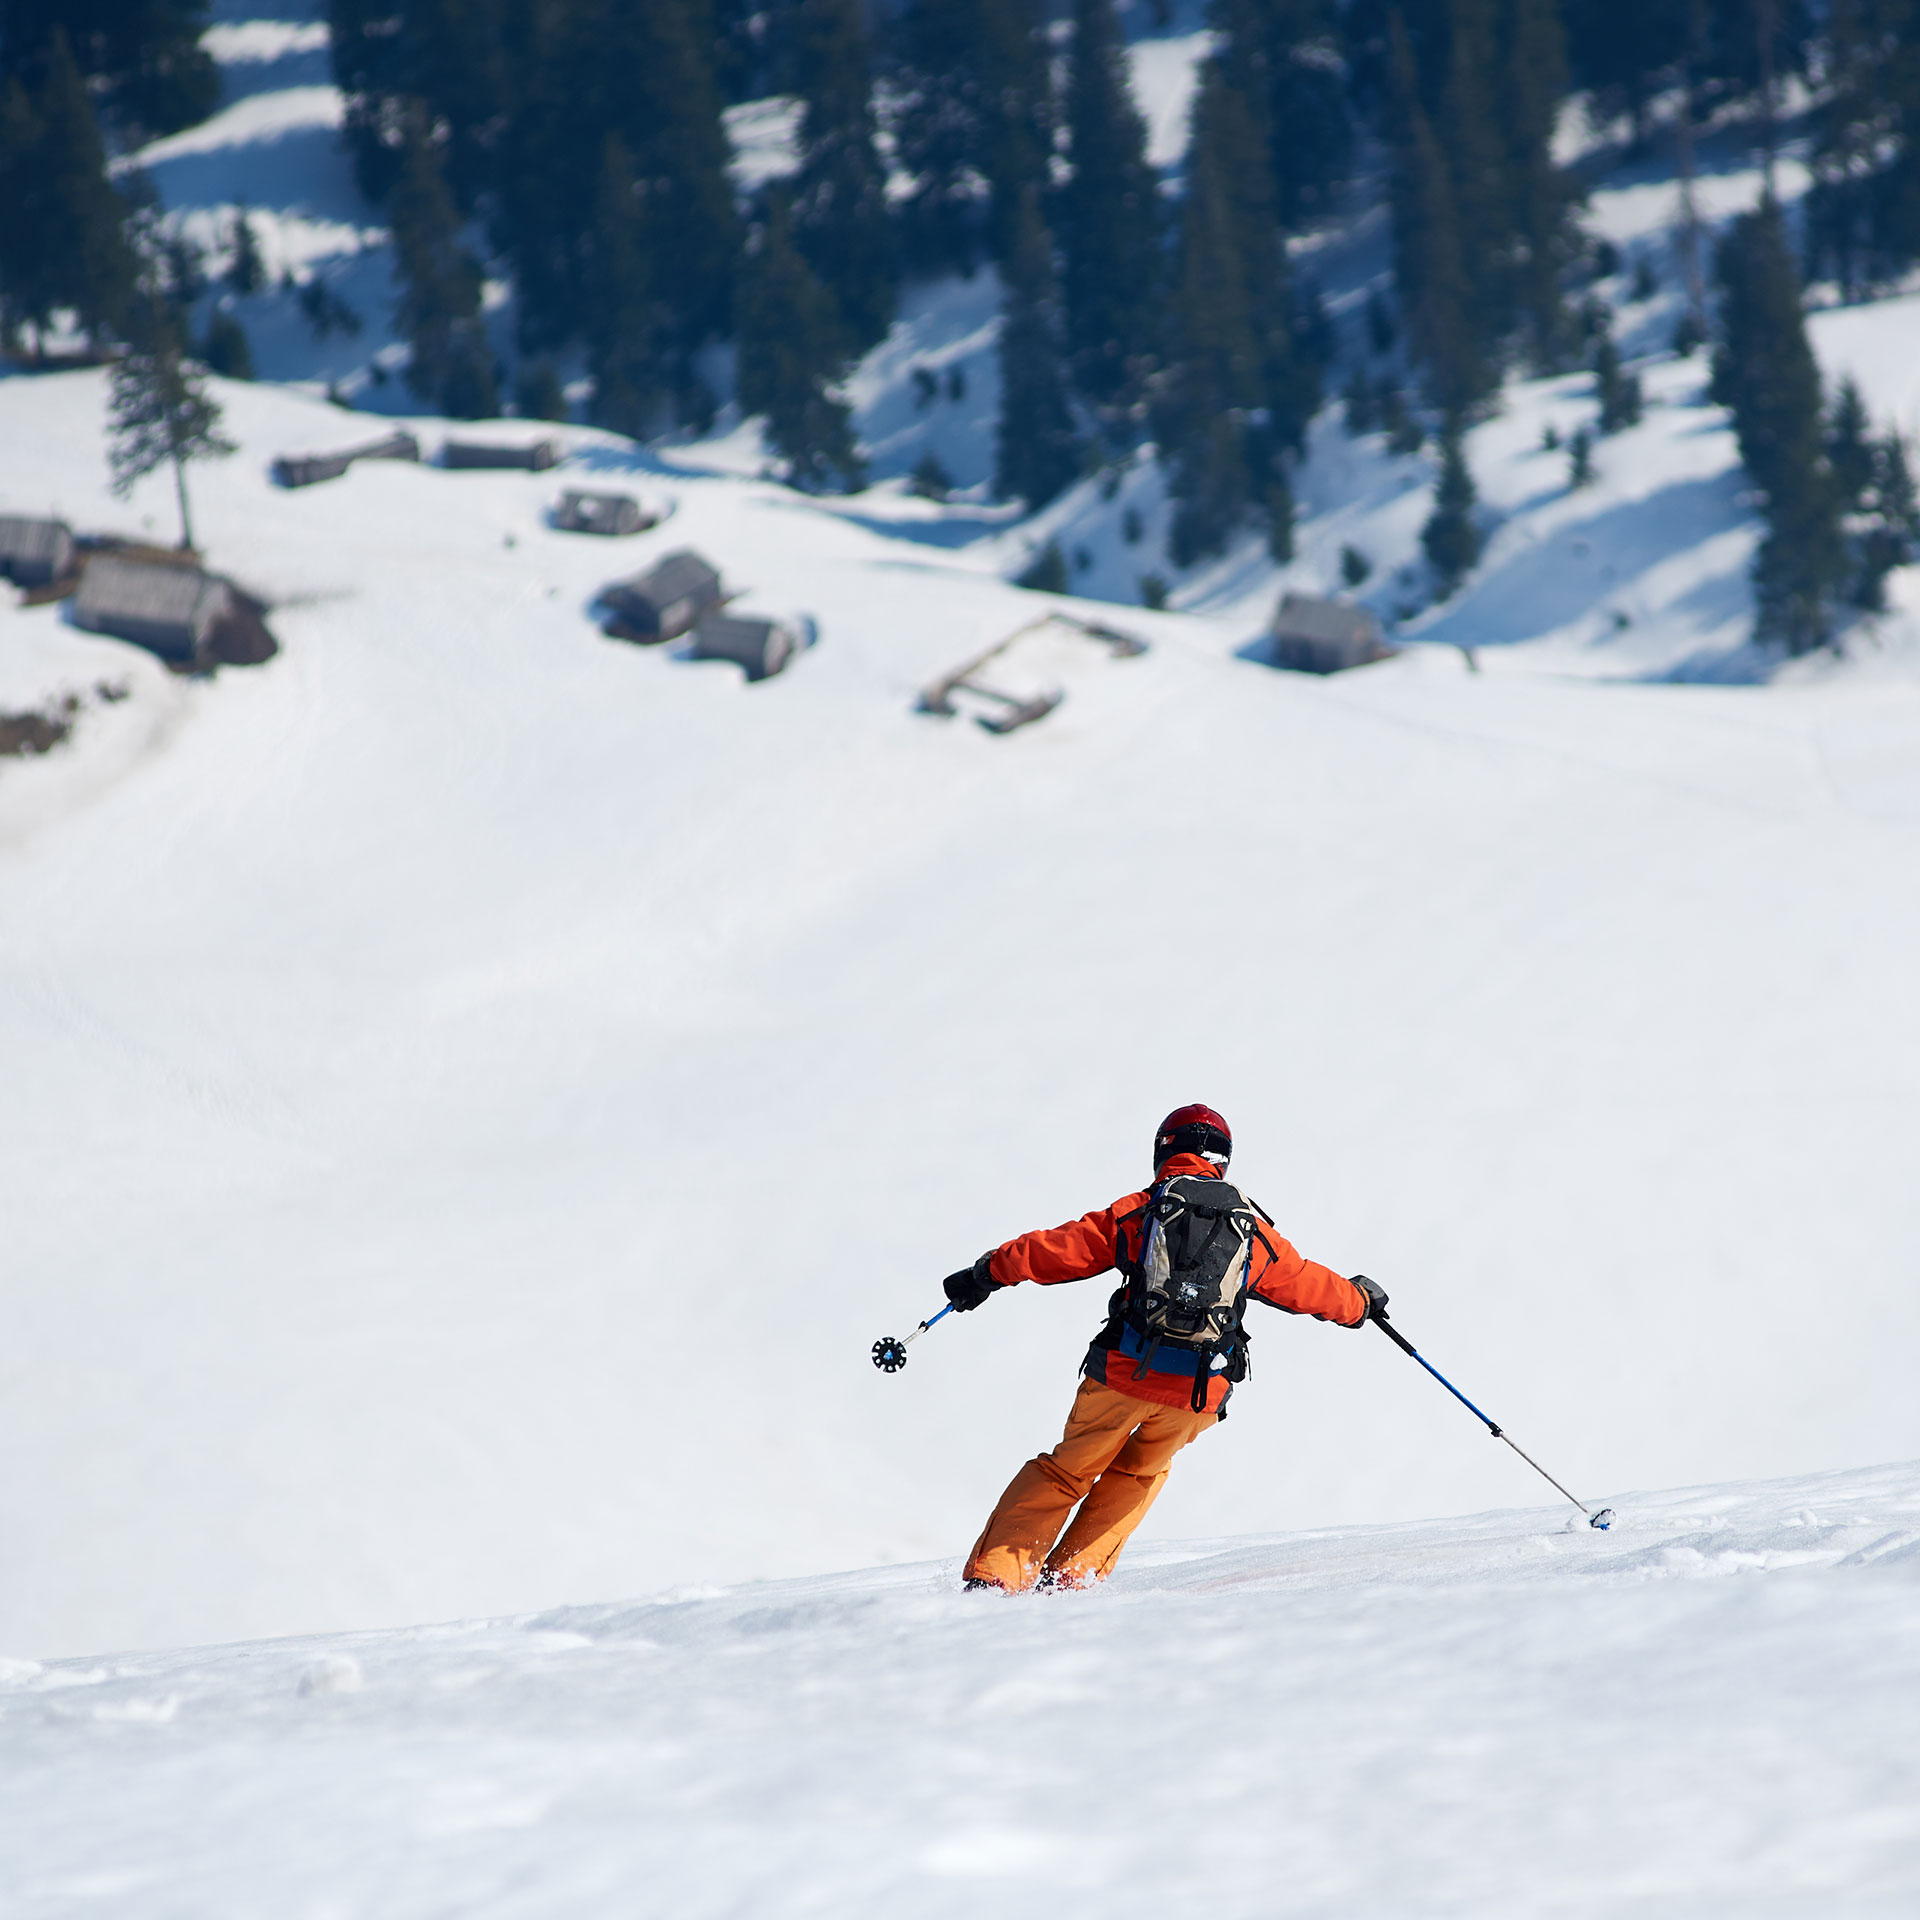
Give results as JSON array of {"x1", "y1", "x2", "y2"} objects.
[
  {"x1": 872, "y1": 1303, "x2": 954, "y2": 1374},
  {"x1": 1372, "y1": 1312, "x2": 1613, "y2": 1529}
]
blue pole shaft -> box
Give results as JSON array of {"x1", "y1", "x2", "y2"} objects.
[
  {"x1": 1374, "y1": 1315, "x2": 1597, "y2": 1520},
  {"x1": 904, "y1": 1303, "x2": 955, "y2": 1345},
  {"x1": 1400, "y1": 1341, "x2": 1503, "y2": 1434}
]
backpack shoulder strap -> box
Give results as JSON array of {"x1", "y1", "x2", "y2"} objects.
[
  {"x1": 1111, "y1": 1187, "x2": 1157, "y2": 1281},
  {"x1": 1243, "y1": 1193, "x2": 1281, "y2": 1265}
]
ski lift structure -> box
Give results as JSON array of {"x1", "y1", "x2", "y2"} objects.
[{"x1": 915, "y1": 611, "x2": 1148, "y2": 735}]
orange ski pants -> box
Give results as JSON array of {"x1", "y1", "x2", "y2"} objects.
[{"x1": 963, "y1": 1377, "x2": 1218, "y2": 1592}]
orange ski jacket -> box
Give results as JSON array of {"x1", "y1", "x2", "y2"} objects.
[{"x1": 985, "y1": 1153, "x2": 1368, "y2": 1415}]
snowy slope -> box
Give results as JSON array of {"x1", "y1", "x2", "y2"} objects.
[
  {"x1": 4, "y1": 1460, "x2": 1918, "y2": 1917},
  {"x1": 4, "y1": 368, "x2": 1920, "y2": 1665},
  {"x1": 4, "y1": 5, "x2": 1920, "y2": 1665}
]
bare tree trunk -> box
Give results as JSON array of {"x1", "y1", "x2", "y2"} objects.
[
  {"x1": 1755, "y1": 0, "x2": 1779, "y2": 200},
  {"x1": 1675, "y1": 79, "x2": 1707, "y2": 334},
  {"x1": 172, "y1": 447, "x2": 195, "y2": 553}
]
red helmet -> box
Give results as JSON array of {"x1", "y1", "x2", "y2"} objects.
[{"x1": 1153, "y1": 1104, "x2": 1232, "y2": 1170}]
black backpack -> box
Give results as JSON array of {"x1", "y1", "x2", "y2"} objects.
[{"x1": 1114, "y1": 1175, "x2": 1277, "y2": 1412}]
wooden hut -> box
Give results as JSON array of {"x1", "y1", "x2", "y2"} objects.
[
  {"x1": 690, "y1": 610, "x2": 804, "y2": 681},
  {"x1": 72, "y1": 555, "x2": 235, "y2": 668},
  {"x1": 553, "y1": 489, "x2": 654, "y2": 536},
  {"x1": 601, "y1": 548, "x2": 723, "y2": 643},
  {"x1": 443, "y1": 437, "x2": 560, "y2": 471},
  {"x1": 0, "y1": 515, "x2": 75, "y2": 588},
  {"x1": 272, "y1": 430, "x2": 421, "y2": 489},
  {"x1": 1264, "y1": 593, "x2": 1391, "y2": 674}
]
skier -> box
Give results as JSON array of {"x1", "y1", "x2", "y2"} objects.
[{"x1": 944, "y1": 1104, "x2": 1385, "y2": 1592}]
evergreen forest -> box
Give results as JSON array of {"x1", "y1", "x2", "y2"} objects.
[{"x1": 2, "y1": 0, "x2": 1919, "y2": 649}]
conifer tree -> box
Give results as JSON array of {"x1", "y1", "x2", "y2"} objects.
[
  {"x1": 1421, "y1": 422, "x2": 1482, "y2": 593},
  {"x1": 488, "y1": 0, "x2": 734, "y2": 419},
  {"x1": 228, "y1": 207, "x2": 265, "y2": 295},
  {"x1": 1059, "y1": 0, "x2": 1163, "y2": 420},
  {"x1": 1826, "y1": 376, "x2": 1876, "y2": 508},
  {"x1": 713, "y1": 0, "x2": 772, "y2": 102},
  {"x1": 0, "y1": 79, "x2": 38, "y2": 345},
  {"x1": 737, "y1": 194, "x2": 866, "y2": 493},
  {"x1": 1560, "y1": 0, "x2": 1687, "y2": 146},
  {"x1": 790, "y1": 0, "x2": 897, "y2": 352},
  {"x1": 1157, "y1": 62, "x2": 1262, "y2": 562},
  {"x1": 1568, "y1": 423, "x2": 1594, "y2": 487},
  {"x1": 1156, "y1": 52, "x2": 1312, "y2": 564},
  {"x1": 974, "y1": 0, "x2": 1055, "y2": 265},
  {"x1": 890, "y1": 0, "x2": 990, "y2": 273},
  {"x1": 1384, "y1": 11, "x2": 1481, "y2": 413},
  {"x1": 514, "y1": 360, "x2": 567, "y2": 422},
  {"x1": 994, "y1": 188, "x2": 1081, "y2": 509},
  {"x1": 4, "y1": 0, "x2": 218, "y2": 139},
  {"x1": 1438, "y1": 0, "x2": 1508, "y2": 325},
  {"x1": 1712, "y1": 201, "x2": 1844, "y2": 651},
  {"x1": 107, "y1": 298, "x2": 235, "y2": 552},
  {"x1": 0, "y1": 32, "x2": 137, "y2": 347},
  {"x1": 1502, "y1": 0, "x2": 1574, "y2": 361},
  {"x1": 583, "y1": 135, "x2": 664, "y2": 438},
  {"x1": 202, "y1": 307, "x2": 254, "y2": 379},
  {"x1": 327, "y1": 0, "x2": 506, "y2": 210},
  {"x1": 614, "y1": 0, "x2": 737, "y2": 364},
  {"x1": 1594, "y1": 327, "x2": 1642, "y2": 432},
  {"x1": 389, "y1": 119, "x2": 496, "y2": 418},
  {"x1": 1261, "y1": 0, "x2": 1354, "y2": 228},
  {"x1": 1807, "y1": 0, "x2": 1920, "y2": 291},
  {"x1": 893, "y1": 0, "x2": 1053, "y2": 271}
]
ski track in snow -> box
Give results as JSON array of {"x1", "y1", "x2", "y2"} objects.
[{"x1": 2, "y1": 1461, "x2": 1918, "y2": 1917}]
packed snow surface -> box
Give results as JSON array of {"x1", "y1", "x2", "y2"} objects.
[{"x1": 3, "y1": 1460, "x2": 1918, "y2": 1917}]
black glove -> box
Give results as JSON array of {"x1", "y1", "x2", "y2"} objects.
[
  {"x1": 1349, "y1": 1274, "x2": 1389, "y2": 1323},
  {"x1": 943, "y1": 1252, "x2": 1001, "y2": 1312}
]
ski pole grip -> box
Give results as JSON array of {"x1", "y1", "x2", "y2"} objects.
[{"x1": 1373, "y1": 1314, "x2": 1419, "y2": 1358}]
